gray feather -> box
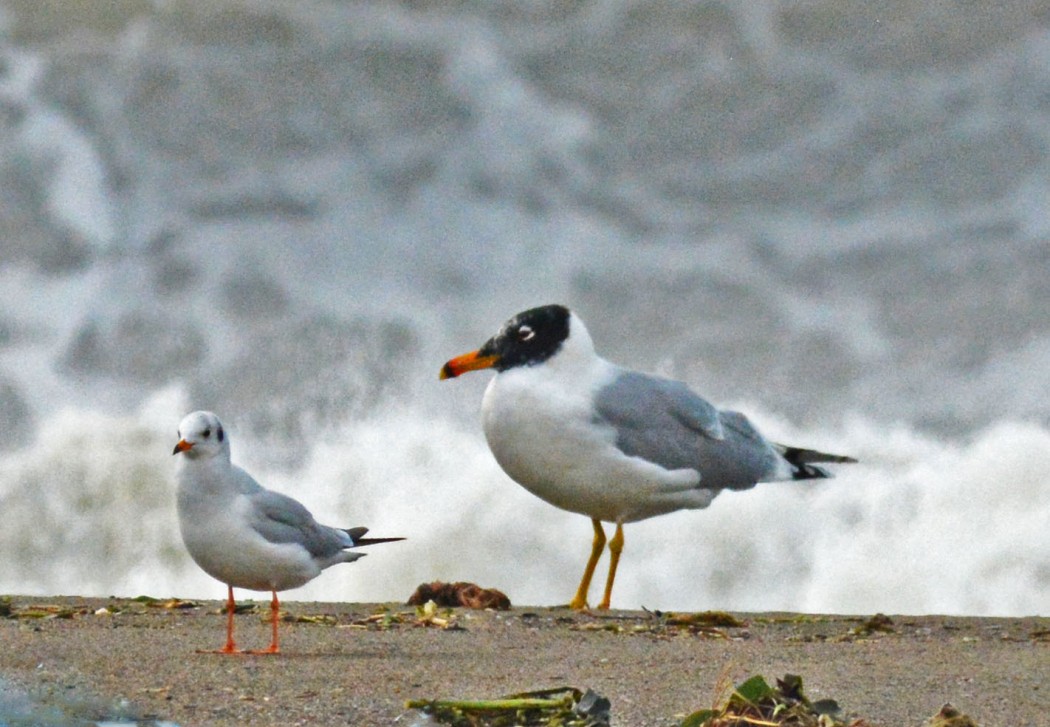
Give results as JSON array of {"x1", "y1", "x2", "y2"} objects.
[
  {"x1": 248, "y1": 489, "x2": 351, "y2": 560},
  {"x1": 593, "y1": 369, "x2": 785, "y2": 489}
]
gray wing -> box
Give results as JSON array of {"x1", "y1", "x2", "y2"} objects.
[
  {"x1": 593, "y1": 370, "x2": 784, "y2": 490},
  {"x1": 247, "y1": 488, "x2": 351, "y2": 560}
]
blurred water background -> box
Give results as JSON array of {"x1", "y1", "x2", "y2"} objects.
[{"x1": 0, "y1": 0, "x2": 1048, "y2": 616}]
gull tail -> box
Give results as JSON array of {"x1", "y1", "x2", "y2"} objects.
[
  {"x1": 776, "y1": 445, "x2": 857, "y2": 480},
  {"x1": 344, "y1": 526, "x2": 406, "y2": 547}
]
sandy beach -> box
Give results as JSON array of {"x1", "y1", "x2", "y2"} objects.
[{"x1": 0, "y1": 595, "x2": 1046, "y2": 726}]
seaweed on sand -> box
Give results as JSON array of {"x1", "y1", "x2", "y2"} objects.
[
  {"x1": 680, "y1": 673, "x2": 856, "y2": 727},
  {"x1": 405, "y1": 686, "x2": 610, "y2": 726}
]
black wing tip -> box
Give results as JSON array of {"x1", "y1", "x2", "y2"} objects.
[
  {"x1": 781, "y1": 446, "x2": 857, "y2": 480},
  {"x1": 354, "y1": 536, "x2": 407, "y2": 546},
  {"x1": 343, "y1": 527, "x2": 406, "y2": 546}
]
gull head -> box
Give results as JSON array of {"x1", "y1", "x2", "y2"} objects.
[
  {"x1": 441, "y1": 304, "x2": 595, "y2": 379},
  {"x1": 173, "y1": 410, "x2": 230, "y2": 460}
]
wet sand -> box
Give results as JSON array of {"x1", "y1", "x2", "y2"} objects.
[{"x1": 0, "y1": 595, "x2": 1047, "y2": 726}]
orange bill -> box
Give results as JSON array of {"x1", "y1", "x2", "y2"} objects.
[
  {"x1": 172, "y1": 439, "x2": 193, "y2": 455},
  {"x1": 440, "y1": 350, "x2": 500, "y2": 379}
]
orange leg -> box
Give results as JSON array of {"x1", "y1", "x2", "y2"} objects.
[
  {"x1": 247, "y1": 591, "x2": 281, "y2": 655},
  {"x1": 224, "y1": 585, "x2": 238, "y2": 652},
  {"x1": 597, "y1": 522, "x2": 624, "y2": 610},
  {"x1": 197, "y1": 584, "x2": 240, "y2": 654},
  {"x1": 569, "y1": 519, "x2": 606, "y2": 610}
]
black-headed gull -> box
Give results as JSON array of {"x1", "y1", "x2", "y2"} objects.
[
  {"x1": 440, "y1": 304, "x2": 854, "y2": 610},
  {"x1": 173, "y1": 410, "x2": 403, "y2": 654}
]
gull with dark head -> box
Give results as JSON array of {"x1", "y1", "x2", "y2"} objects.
[
  {"x1": 440, "y1": 304, "x2": 855, "y2": 611},
  {"x1": 172, "y1": 410, "x2": 404, "y2": 654}
]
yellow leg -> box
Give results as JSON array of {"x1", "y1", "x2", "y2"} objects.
[
  {"x1": 569, "y1": 518, "x2": 606, "y2": 610},
  {"x1": 597, "y1": 523, "x2": 624, "y2": 610}
]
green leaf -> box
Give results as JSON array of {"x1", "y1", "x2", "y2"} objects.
[
  {"x1": 811, "y1": 699, "x2": 841, "y2": 715},
  {"x1": 679, "y1": 708, "x2": 718, "y2": 727},
  {"x1": 777, "y1": 673, "x2": 804, "y2": 701},
  {"x1": 731, "y1": 675, "x2": 776, "y2": 705}
]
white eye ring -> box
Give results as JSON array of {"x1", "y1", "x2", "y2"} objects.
[{"x1": 519, "y1": 325, "x2": 535, "y2": 341}]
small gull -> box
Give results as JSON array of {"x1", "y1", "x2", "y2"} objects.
[
  {"x1": 172, "y1": 410, "x2": 404, "y2": 654},
  {"x1": 440, "y1": 304, "x2": 855, "y2": 610}
]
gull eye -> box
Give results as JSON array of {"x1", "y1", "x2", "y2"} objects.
[
  {"x1": 203, "y1": 428, "x2": 211, "y2": 438},
  {"x1": 518, "y1": 325, "x2": 535, "y2": 342}
]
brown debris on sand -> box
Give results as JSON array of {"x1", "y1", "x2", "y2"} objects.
[
  {"x1": 927, "y1": 703, "x2": 980, "y2": 727},
  {"x1": 408, "y1": 581, "x2": 511, "y2": 610}
]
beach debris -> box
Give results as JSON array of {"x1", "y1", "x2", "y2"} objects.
[
  {"x1": 659, "y1": 610, "x2": 746, "y2": 628},
  {"x1": 848, "y1": 613, "x2": 895, "y2": 637},
  {"x1": 350, "y1": 606, "x2": 405, "y2": 630},
  {"x1": 283, "y1": 612, "x2": 338, "y2": 625},
  {"x1": 648, "y1": 608, "x2": 746, "y2": 636},
  {"x1": 1030, "y1": 628, "x2": 1050, "y2": 642},
  {"x1": 926, "y1": 703, "x2": 979, "y2": 727},
  {"x1": 152, "y1": 598, "x2": 200, "y2": 610},
  {"x1": 6, "y1": 603, "x2": 83, "y2": 620},
  {"x1": 680, "y1": 673, "x2": 852, "y2": 727},
  {"x1": 130, "y1": 595, "x2": 200, "y2": 609},
  {"x1": 405, "y1": 686, "x2": 610, "y2": 726},
  {"x1": 570, "y1": 609, "x2": 746, "y2": 638},
  {"x1": 408, "y1": 581, "x2": 511, "y2": 610},
  {"x1": 572, "y1": 620, "x2": 635, "y2": 634},
  {"x1": 414, "y1": 599, "x2": 463, "y2": 630},
  {"x1": 344, "y1": 604, "x2": 463, "y2": 631}
]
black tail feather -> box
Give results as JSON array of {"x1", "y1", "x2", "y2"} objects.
[
  {"x1": 778, "y1": 445, "x2": 857, "y2": 480},
  {"x1": 344, "y1": 526, "x2": 406, "y2": 546},
  {"x1": 354, "y1": 536, "x2": 407, "y2": 546}
]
